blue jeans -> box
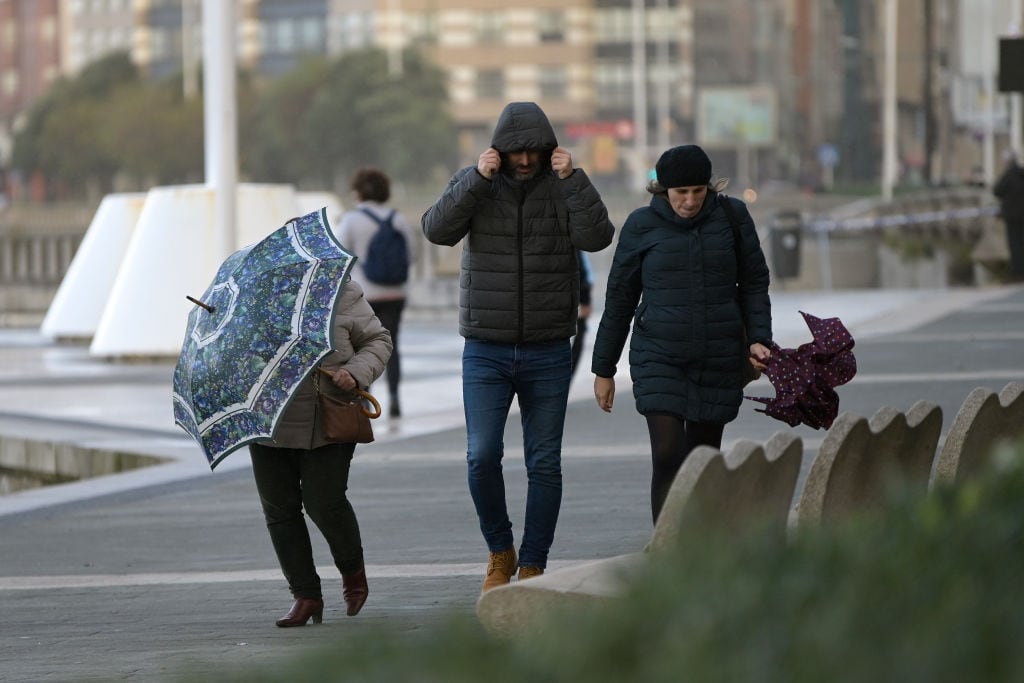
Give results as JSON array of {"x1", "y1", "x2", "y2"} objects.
[{"x1": 462, "y1": 338, "x2": 572, "y2": 568}]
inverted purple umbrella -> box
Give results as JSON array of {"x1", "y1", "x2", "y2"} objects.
[{"x1": 746, "y1": 311, "x2": 857, "y2": 429}]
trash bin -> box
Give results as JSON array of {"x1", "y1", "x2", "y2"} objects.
[{"x1": 769, "y1": 211, "x2": 803, "y2": 279}]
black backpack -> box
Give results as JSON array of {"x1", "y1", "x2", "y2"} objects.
[{"x1": 359, "y1": 208, "x2": 409, "y2": 285}]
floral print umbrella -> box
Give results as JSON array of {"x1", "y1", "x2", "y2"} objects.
[
  {"x1": 172, "y1": 208, "x2": 355, "y2": 468},
  {"x1": 745, "y1": 311, "x2": 857, "y2": 430}
]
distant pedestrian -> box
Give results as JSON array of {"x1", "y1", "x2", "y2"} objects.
[
  {"x1": 422, "y1": 101, "x2": 615, "y2": 592},
  {"x1": 570, "y1": 250, "x2": 594, "y2": 379},
  {"x1": 335, "y1": 167, "x2": 417, "y2": 417},
  {"x1": 591, "y1": 144, "x2": 773, "y2": 524},
  {"x1": 993, "y1": 150, "x2": 1024, "y2": 282}
]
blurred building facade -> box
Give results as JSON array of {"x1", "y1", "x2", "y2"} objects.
[{"x1": 0, "y1": 0, "x2": 1021, "y2": 193}]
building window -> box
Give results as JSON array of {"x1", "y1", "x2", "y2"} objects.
[
  {"x1": 538, "y1": 10, "x2": 565, "y2": 43},
  {"x1": 476, "y1": 69, "x2": 505, "y2": 99},
  {"x1": 299, "y1": 17, "x2": 324, "y2": 51},
  {"x1": 336, "y1": 12, "x2": 372, "y2": 50},
  {"x1": 2, "y1": 70, "x2": 18, "y2": 97},
  {"x1": 594, "y1": 8, "x2": 631, "y2": 43},
  {"x1": 595, "y1": 61, "x2": 632, "y2": 109},
  {"x1": 476, "y1": 12, "x2": 504, "y2": 44},
  {"x1": 538, "y1": 65, "x2": 567, "y2": 99},
  {"x1": 408, "y1": 11, "x2": 438, "y2": 44}
]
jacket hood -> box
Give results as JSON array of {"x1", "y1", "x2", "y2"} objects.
[{"x1": 490, "y1": 102, "x2": 558, "y2": 153}]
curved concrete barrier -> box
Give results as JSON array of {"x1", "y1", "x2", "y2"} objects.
[
  {"x1": 795, "y1": 400, "x2": 942, "y2": 528},
  {"x1": 931, "y1": 382, "x2": 1024, "y2": 488}
]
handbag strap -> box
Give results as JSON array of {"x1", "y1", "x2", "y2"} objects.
[
  {"x1": 316, "y1": 367, "x2": 382, "y2": 418},
  {"x1": 719, "y1": 194, "x2": 744, "y2": 289}
]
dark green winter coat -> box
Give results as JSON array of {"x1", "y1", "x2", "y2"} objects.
[
  {"x1": 421, "y1": 102, "x2": 615, "y2": 343},
  {"x1": 591, "y1": 192, "x2": 772, "y2": 423}
]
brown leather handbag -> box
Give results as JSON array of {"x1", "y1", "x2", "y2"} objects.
[{"x1": 316, "y1": 368, "x2": 381, "y2": 444}]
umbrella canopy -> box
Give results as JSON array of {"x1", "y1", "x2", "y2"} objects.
[
  {"x1": 746, "y1": 311, "x2": 857, "y2": 430},
  {"x1": 172, "y1": 207, "x2": 355, "y2": 468}
]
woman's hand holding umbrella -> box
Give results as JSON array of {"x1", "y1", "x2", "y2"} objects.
[
  {"x1": 328, "y1": 367, "x2": 357, "y2": 391},
  {"x1": 746, "y1": 311, "x2": 857, "y2": 430},
  {"x1": 748, "y1": 342, "x2": 772, "y2": 373}
]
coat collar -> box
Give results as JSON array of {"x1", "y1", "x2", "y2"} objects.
[{"x1": 649, "y1": 190, "x2": 720, "y2": 227}]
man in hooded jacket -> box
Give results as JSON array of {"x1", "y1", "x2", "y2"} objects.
[{"x1": 423, "y1": 101, "x2": 614, "y2": 593}]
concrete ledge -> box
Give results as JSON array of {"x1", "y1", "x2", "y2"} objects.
[
  {"x1": 0, "y1": 434, "x2": 168, "y2": 496},
  {"x1": 477, "y1": 553, "x2": 645, "y2": 638}
]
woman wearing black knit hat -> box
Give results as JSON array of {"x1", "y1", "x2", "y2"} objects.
[{"x1": 590, "y1": 144, "x2": 773, "y2": 523}]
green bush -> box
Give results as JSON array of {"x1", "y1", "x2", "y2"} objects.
[{"x1": 197, "y1": 441, "x2": 1024, "y2": 682}]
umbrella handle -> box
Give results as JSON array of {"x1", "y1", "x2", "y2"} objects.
[
  {"x1": 355, "y1": 389, "x2": 382, "y2": 419},
  {"x1": 318, "y1": 367, "x2": 382, "y2": 419}
]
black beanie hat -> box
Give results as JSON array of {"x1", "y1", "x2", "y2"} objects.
[{"x1": 655, "y1": 145, "x2": 712, "y2": 188}]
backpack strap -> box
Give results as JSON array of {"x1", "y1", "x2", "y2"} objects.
[{"x1": 358, "y1": 207, "x2": 396, "y2": 229}]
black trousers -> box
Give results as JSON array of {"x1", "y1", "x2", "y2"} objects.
[
  {"x1": 1005, "y1": 220, "x2": 1024, "y2": 279},
  {"x1": 249, "y1": 442, "x2": 363, "y2": 599},
  {"x1": 368, "y1": 298, "x2": 405, "y2": 399}
]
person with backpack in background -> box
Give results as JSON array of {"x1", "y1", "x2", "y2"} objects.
[
  {"x1": 336, "y1": 167, "x2": 417, "y2": 418},
  {"x1": 570, "y1": 250, "x2": 594, "y2": 380}
]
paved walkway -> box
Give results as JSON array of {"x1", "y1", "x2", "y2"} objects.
[{"x1": 1, "y1": 284, "x2": 1022, "y2": 681}]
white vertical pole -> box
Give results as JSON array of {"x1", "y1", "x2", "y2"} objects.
[
  {"x1": 655, "y1": 0, "x2": 671, "y2": 152},
  {"x1": 983, "y1": 0, "x2": 996, "y2": 186},
  {"x1": 632, "y1": 0, "x2": 649, "y2": 186},
  {"x1": 182, "y1": 0, "x2": 198, "y2": 99},
  {"x1": 202, "y1": 0, "x2": 237, "y2": 261},
  {"x1": 882, "y1": 0, "x2": 898, "y2": 201},
  {"x1": 387, "y1": 0, "x2": 403, "y2": 78},
  {"x1": 1010, "y1": 0, "x2": 1023, "y2": 157}
]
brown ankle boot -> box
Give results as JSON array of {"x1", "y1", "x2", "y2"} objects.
[
  {"x1": 517, "y1": 565, "x2": 544, "y2": 581},
  {"x1": 481, "y1": 547, "x2": 517, "y2": 593},
  {"x1": 342, "y1": 567, "x2": 369, "y2": 616},
  {"x1": 275, "y1": 597, "x2": 324, "y2": 627}
]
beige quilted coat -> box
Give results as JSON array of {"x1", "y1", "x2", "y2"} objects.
[{"x1": 260, "y1": 280, "x2": 392, "y2": 450}]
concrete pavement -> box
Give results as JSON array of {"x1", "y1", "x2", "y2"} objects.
[{"x1": 1, "y1": 284, "x2": 1023, "y2": 681}]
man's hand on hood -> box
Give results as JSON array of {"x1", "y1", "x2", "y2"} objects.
[
  {"x1": 551, "y1": 147, "x2": 574, "y2": 179},
  {"x1": 478, "y1": 147, "x2": 500, "y2": 180}
]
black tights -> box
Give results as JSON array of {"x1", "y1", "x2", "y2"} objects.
[{"x1": 645, "y1": 414, "x2": 725, "y2": 524}]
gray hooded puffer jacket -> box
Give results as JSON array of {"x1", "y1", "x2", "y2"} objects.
[{"x1": 422, "y1": 102, "x2": 615, "y2": 343}]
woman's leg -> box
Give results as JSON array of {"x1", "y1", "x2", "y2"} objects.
[
  {"x1": 300, "y1": 443, "x2": 363, "y2": 575},
  {"x1": 250, "y1": 444, "x2": 321, "y2": 599},
  {"x1": 644, "y1": 415, "x2": 724, "y2": 524}
]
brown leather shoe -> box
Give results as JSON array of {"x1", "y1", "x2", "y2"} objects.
[
  {"x1": 342, "y1": 567, "x2": 369, "y2": 616},
  {"x1": 275, "y1": 597, "x2": 324, "y2": 627},
  {"x1": 481, "y1": 547, "x2": 517, "y2": 593},
  {"x1": 517, "y1": 565, "x2": 544, "y2": 581}
]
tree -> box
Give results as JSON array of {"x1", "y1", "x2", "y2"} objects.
[
  {"x1": 242, "y1": 48, "x2": 457, "y2": 189},
  {"x1": 101, "y1": 83, "x2": 204, "y2": 186},
  {"x1": 11, "y1": 52, "x2": 139, "y2": 199}
]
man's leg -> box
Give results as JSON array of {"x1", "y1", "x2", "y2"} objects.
[
  {"x1": 462, "y1": 340, "x2": 517, "y2": 549},
  {"x1": 515, "y1": 340, "x2": 572, "y2": 571}
]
